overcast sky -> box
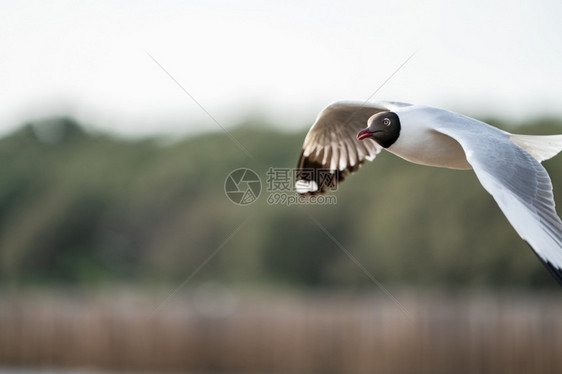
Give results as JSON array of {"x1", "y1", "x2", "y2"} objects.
[{"x1": 1, "y1": 0, "x2": 562, "y2": 137}]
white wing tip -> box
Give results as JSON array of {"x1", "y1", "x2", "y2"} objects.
[{"x1": 295, "y1": 180, "x2": 319, "y2": 194}]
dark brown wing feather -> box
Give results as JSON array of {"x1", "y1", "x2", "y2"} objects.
[{"x1": 295, "y1": 101, "x2": 387, "y2": 195}]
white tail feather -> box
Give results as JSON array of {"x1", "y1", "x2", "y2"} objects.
[{"x1": 510, "y1": 134, "x2": 562, "y2": 162}]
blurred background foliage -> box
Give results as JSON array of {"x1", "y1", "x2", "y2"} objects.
[{"x1": 2, "y1": 116, "x2": 562, "y2": 290}]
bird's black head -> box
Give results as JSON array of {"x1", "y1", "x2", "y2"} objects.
[{"x1": 357, "y1": 111, "x2": 401, "y2": 148}]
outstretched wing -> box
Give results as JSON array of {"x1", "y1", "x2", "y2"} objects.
[
  {"x1": 295, "y1": 101, "x2": 389, "y2": 195},
  {"x1": 434, "y1": 113, "x2": 562, "y2": 284}
]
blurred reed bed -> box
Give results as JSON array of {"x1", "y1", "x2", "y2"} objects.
[{"x1": 0, "y1": 289, "x2": 561, "y2": 374}]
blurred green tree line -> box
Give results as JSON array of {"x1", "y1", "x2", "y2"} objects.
[{"x1": 1, "y1": 116, "x2": 562, "y2": 289}]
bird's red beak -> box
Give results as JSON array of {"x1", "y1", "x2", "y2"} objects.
[{"x1": 357, "y1": 128, "x2": 373, "y2": 141}]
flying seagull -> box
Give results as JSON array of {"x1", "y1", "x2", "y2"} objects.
[{"x1": 296, "y1": 101, "x2": 562, "y2": 284}]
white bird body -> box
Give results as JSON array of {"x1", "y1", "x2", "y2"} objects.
[
  {"x1": 384, "y1": 104, "x2": 473, "y2": 170},
  {"x1": 296, "y1": 101, "x2": 562, "y2": 284}
]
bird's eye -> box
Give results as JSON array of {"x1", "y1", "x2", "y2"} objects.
[{"x1": 383, "y1": 118, "x2": 391, "y2": 127}]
